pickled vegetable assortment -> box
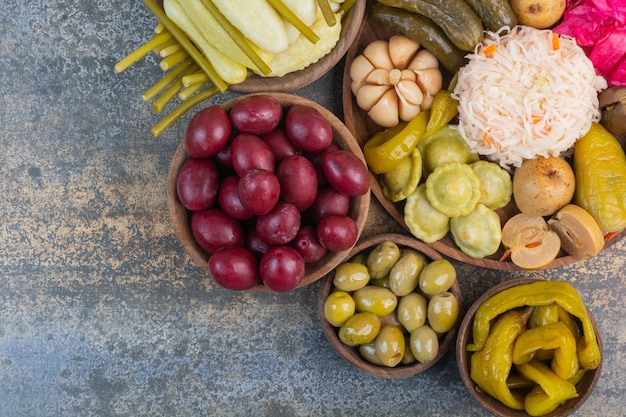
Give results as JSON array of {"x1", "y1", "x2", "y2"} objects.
[
  {"x1": 467, "y1": 280, "x2": 601, "y2": 416},
  {"x1": 323, "y1": 240, "x2": 460, "y2": 368}
]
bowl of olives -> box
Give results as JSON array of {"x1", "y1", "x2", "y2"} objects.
[
  {"x1": 456, "y1": 278, "x2": 602, "y2": 417},
  {"x1": 318, "y1": 233, "x2": 462, "y2": 379},
  {"x1": 168, "y1": 92, "x2": 371, "y2": 292}
]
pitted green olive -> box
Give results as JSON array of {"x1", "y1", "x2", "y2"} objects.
[
  {"x1": 418, "y1": 259, "x2": 457, "y2": 296},
  {"x1": 338, "y1": 312, "x2": 381, "y2": 346},
  {"x1": 397, "y1": 292, "x2": 428, "y2": 332},
  {"x1": 366, "y1": 241, "x2": 401, "y2": 279},
  {"x1": 399, "y1": 247, "x2": 428, "y2": 265},
  {"x1": 427, "y1": 292, "x2": 459, "y2": 334},
  {"x1": 374, "y1": 325, "x2": 405, "y2": 367},
  {"x1": 359, "y1": 341, "x2": 385, "y2": 366},
  {"x1": 370, "y1": 276, "x2": 390, "y2": 288},
  {"x1": 389, "y1": 252, "x2": 425, "y2": 296},
  {"x1": 333, "y1": 262, "x2": 371, "y2": 292},
  {"x1": 401, "y1": 335, "x2": 416, "y2": 365},
  {"x1": 349, "y1": 252, "x2": 368, "y2": 265},
  {"x1": 353, "y1": 286, "x2": 398, "y2": 317},
  {"x1": 324, "y1": 291, "x2": 356, "y2": 327},
  {"x1": 409, "y1": 325, "x2": 439, "y2": 363}
]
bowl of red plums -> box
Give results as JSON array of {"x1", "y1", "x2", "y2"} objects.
[{"x1": 168, "y1": 93, "x2": 371, "y2": 292}]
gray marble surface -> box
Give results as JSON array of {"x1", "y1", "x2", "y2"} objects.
[{"x1": 0, "y1": 1, "x2": 624, "y2": 416}]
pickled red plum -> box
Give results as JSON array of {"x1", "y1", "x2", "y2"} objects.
[
  {"x1": 255, "y1": 202, "x2": 301, "y2": 245},
  {"x1": 261, "y1": 128, "x2": 299, "y2": 162},
  {"x1": 292, "y1": 226, "x2": 327, "y2": 263},
  {"x1": 191, "y1": 209, "x2": 244, "y2": 254},
  {"x1": 317, "y1": 215, "x2": 358, "y2": 252},
  {"x1": 322, "y1": 149, "x2": 369, "y2": 197},
  {"x1": 230, "y1": 133, "x2": 275, "y2": 176},
  {"x1": 176, "y1": 158, "x2": 219, "y2": 211},
  {"x1": 209, "y1": 246, "x2": 260, "y2": 291},
  {"x1": 230, "y1": 94, "x2": 283, "y2": 135},
  {"x1": 309, "y1": 187, "x2": 350, "y2": 222},
  {"x1": 260, "y1": 246, "x2": 305, "y2": 292},
  {"x1": 184, "y1": 105, "x2": 231, "y2": 158},
  {"x1": 218, "y1": 176, "x2": 253, "y2": 220},
  {"x1": 237, "y1": 169, "x2": 280, "y2": 216},
  {"x1": 285, "y1": 105, "x2": 333, "y2": 152},
  {"x1": 276, "y1": 155, "x2": 318, "y2": 211}
]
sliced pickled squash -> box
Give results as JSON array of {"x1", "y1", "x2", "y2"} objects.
[
  {"x1": 471, "y1": 160, "x2": 513, "y2": 210},
  {"x1": 548, "y1": 204, "x2": 605, "y2": 260},
  {"x1": 404, "y1": 184, "x2": 450, "y2": 243},
  {"x1": 425, "y1": 162, "x2": 481, "y2": 217},
  {"x1": 450, "y1": 203, "x2": 501, "y2": 259}
]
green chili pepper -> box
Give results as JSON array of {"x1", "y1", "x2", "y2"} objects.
[
  {"x1": 470, "y1": 308, "x2": 532, "y2": 411},
  {"x1": 423, "y1": 90, "x2": 458, "y2": 139},
  {"x1": 513, "y1": 321, "x2": 579, "y2": 380},
  {"x1": 467, "y1": 281, "x2": 600, "y2": 371},
  {"x1": 363, "y1": 112, "x2": 429, "y2": 174},
  {"x1": 516, "y1": 360, "x2": 579, "y2": 417}
]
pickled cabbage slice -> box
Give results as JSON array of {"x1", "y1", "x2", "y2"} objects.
[
  {"x1": 404, "y1": 184, "x2": 450, "y2": 243},
  {"x1": 471, "y1": 160, "x2": 512, "y2": 210},
  {"x1": 450, "y1": 203, "x2": 502, "y2": 258},
  {"x1": 425, "y1": 162, "x2": 481, "y2": 217}
]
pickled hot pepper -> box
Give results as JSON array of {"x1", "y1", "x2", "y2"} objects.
[
  {"x1": 516, "y1": 360, "x2": 579, "y2": 417},
  {"x1": 467, "y1": 281, "x2": 600, "y2": 371}
]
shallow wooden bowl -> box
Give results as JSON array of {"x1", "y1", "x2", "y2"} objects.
[
  {"x1": 456, "y1": 278, "x2": 602, "y2": 417},
  {"x1": 168, "y1": 92, "x2": 370, "y2": 292},
  {"x1": 342, "y1": 2, "x2": 626, "y2": 271},
  {"x1": 318, "y1": 233, "x2": 462, "y2": 378}
]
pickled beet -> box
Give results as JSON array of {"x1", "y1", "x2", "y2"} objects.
[
  {"x1": 209, "y1": 246, "x2": 260, "y2": 291},
  {"x1": 191, "y1": 209, "x2": 244, "y2": 254},
  {"x1": 316, "y1": 215, "x2": 358, "y2": 252},
  {"x1": 176, "y1": 158, "x2": 219, "y2": 211},
  {"x1": 184, "y1": 105, "x2": 231, "y2": 158},
  {"x1": 260, "y1": 246, "x2": 305, "y2": 292},
  {"x1": 229, "y1": 95, "x2": 283, "y2": 135}
]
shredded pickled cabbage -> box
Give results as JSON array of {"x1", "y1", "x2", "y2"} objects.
[{"x1": 452, "y1": 26, "x2": 607, "y2": 169}]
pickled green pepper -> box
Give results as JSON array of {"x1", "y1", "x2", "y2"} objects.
[{"x1": 516, "y1": 360, "x2": 579, "y2": 416}]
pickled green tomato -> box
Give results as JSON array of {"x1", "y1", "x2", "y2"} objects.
[
  {"x1": 389, "y1": 252, "x2": 425, "y2": 296},
  {"x1": 332, "y1": 262, "x2": 370, "y2": 292},
  {"x1": 409, "y1": 325, "x2": 439, "y2": 363},
  {"x1": 366, "y1": 241, "x2": 401, "y2": 279},
  {"x1": 427, "y1": 292, "x2": 459, "y2": 334},
  {"x1": 353, "y1": 286, "x2": 398, "y2": 317},
  {"x1": 324, "y1": 291, "x2": 356, "y2": 327},
  {"x1": 397, "y1": 292, "x2": 428, "y2": 332},
  {"x1": 418, "y1": 259, "x2": 457, "y2": 296},
  {"x1": 339, "y1": 312, "x2": 381, "y2": 346},
  {"x1": 374, "y1": 325, "x2": 406, "y2": 367}
]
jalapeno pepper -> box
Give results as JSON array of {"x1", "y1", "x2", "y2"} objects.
[
  {"x1": 516, "y1": 360, "x2": 579, "y2": 417},
  {"x1": 363, "y1": 111, "x2": 429, "y2": 174},
  {"x1": 512, "y1": 321, "x2": 579, "y2": 380},
  {"x1": 470, "y1": 308, "x2": 532, "y2": 411},
  {"x1": 467, "y1": 281, "x2": 600, "y2": 371}
]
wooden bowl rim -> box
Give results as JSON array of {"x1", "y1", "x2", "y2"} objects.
[
  {"x1": 318, "y1": 232, "x2": 462, "y2": 379},
  {"x1": 455, "y1": 277, "x2": 603, "y2": 417},
  {"x1": 341, "y1": 2, "x2": 626, "y2": 271},
  {"x1": 167, "y1": 92, "x2": 371, "y2": 292}
]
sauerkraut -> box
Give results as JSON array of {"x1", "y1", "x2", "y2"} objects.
[{"x1": 452, "y1": 25, "x2": 607, "y2": 169}]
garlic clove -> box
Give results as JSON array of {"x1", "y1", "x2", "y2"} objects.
[
  {"x1": 363, "y1": 40, "x2": 394, "y2": 71},
  {"x1": 350, "y1": 55, "x2": 375, "y2": 86},
  {"x1": 407, "y1": 49, "x2": 440, "y2": 71},
  {"x1": 398, "y1": 97, "x2": 422, "y2": 122},
  {"x1": 351, "y1": 80, "x2": 364, "y2": 96},
  {"x1": 400, "y1": 69, "x2": 417, "y2": 83},
  {"x1": 356, "y1": 84, "x2": 391, "y2": 111},
  {"x1": 365, "y1": 68, "x2": 392, "y2": 86},
  {"x1": 420, "y1": 93, "x2": 435, "y2": 111},
  {"x1": 396, "y1": 80, "x2": 424, "y2": 106},
  {"x1": 368, "y1": 89, "x2": 399, "y2": 128},
  {"x1": 415, "y1": 69, "x2": 443, "y2": 96},
  {"x1": 388, "y1": 35, "x2": 420, "y2": 69}
]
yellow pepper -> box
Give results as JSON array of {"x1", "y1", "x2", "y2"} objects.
[
  {"x1": 467, "y1": 281, "x2": 600, "y2": 371},
  {"x1": 574, "y1": 122, "x2": 626, "y2": 233},
  {"x1": 516, "y1": 360, "x2": 579, "y2": 417},
  {"x1": 422, "y1": 89, "x2": 458, "y2": 139},
  {"x1": 470, "y1": 308, "x2": 532, "y2": 411},
  {"x1": 363, "y1": 111, "x2": 429, "y2": 174},
  {"x1": 512, "y1": 321, "x2": 579, "y2": 380}
]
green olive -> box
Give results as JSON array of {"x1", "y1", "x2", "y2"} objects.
[
  {"x1": 397, "y1": 292, "x2": 428, "y2": 332},
  {"x1": 399, "y1": 248, "x2": 428, "y2": 265},
  {"x1": 401, "y1": 335, "x2": 416, "y2": 365},
  {"x1": 409, "y1": 325, "x2": 439, "y2": 363},
  {"x1": 389, "y1": 252, "x2": 425, "y2": 296},
  {"x1": 353, "y1": 286, "x2": 398, "y2": 317},
  {"x1": 374, "y1": 325, "x2": 405, "y2": 367},
  {"x1": 349, "y1": 252, "x2": 368, "y2": 265},
  {"x1": 333, "y1": 262, "x2": 371, "y2": 292},
  {"x1": 338, "y1": 312, "x2": 381, "y2": 346},
  {"x1": 366, "y1": 241, "x2": 401, "y2": 279},
  {"x1": 370, "y1": 276, "x2": 390, "y2": 288},
  {"x1": 359, "y1": 341, "x2": 384, "y2": 366},
  {"x1": 427, "y1": 292, "x2": 459, "y2": 334},
  {"x1": 418, "y1": 259, "x2": 457, "y2": 296},
  {"x1": 324, "y1": 291, "x2": 356, "y2": 327}
]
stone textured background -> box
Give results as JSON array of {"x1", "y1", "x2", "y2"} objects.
[{"x1": 0, "y1": 1, "x2": 624, "y2": 416}]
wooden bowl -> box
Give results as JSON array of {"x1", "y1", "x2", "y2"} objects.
[
  {"x1": 342, "y1": 2, "x2": 626, "y2": 271},
  {"x1": 167, "y1": 92, "x2": 370, "y2": 292},
  {"x1": 318, "y1": 233, "x2": 462, "y2": 378},
  {"x1": 456, "y1": 278, "x2": 603, "y2": 417}
]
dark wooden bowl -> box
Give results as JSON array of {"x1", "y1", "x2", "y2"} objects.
[
  {"x1": 456, "y1": 278, "x2": 603, "y2": 417},
  {"x1": 318, "y1": 233, "x2": 462, "y2": 378},
  {"x1": 168, "y1": 93, "x2": 370, "y2": 292}
]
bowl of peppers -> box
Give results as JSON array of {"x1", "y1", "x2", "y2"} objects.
[{"x1": 456, "y1": 278, "x2": 602, "y2": 417}]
